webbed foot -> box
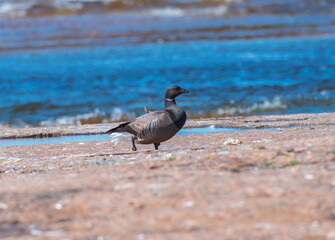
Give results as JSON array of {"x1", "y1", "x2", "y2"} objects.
[
  {"x1": 154, "y1": 143, "x2": 160, "y2": 150},
  {"x1": 132, "y1": 137, "x2": 137, "y2": 151}
]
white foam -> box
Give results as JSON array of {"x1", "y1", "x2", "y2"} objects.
[
  {"x1": 0, "y1": 0, "x2": 241, "y2": 18},
  {"x1": 149, "y1": 6, "x2": 229, "y2": 17},
  {"x1": 40, "y1": 108, "x2": 107, "y2": 126},
  {"x1": 0, "y1": 0, "x2": 118, "y2": 18},
  {"x1": 52, "y1": 0, "x2": 83, "y2": 11},
  {"x1": 0, "y1": 2, "x2": 32, "y2": 18},
  {"x1": 192, "y1": 5, "x2": 229, "y2": 16},
  {"x1": 1, "y1": 120, "x2": 28, "y2": 128},
  {"x1": 148, "y1": 2, "x2": 236, "y2": 18},
  {"x1": 39, "y1": 108, "x2": 135, "y2": 126},
  {"x1": 109, "y1": 107, "x2": 136, "y2": 121},
  {"x1": 111, "y1": 107, "x2": 123, "y2": 121},
  {"x1": 150, "y1": 7, "x2": 185, "y2": 17},
  {"x1": 217, "y1": 96, "x2": 287, "y2": 115}
]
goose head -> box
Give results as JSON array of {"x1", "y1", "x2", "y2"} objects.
[{"x1": 165, "y1": 85, "x2": 189, "y2": 100}]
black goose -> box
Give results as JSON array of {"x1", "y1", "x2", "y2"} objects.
[{"x1": 106, "y1": 85, "x2": 189, "y2": 151}]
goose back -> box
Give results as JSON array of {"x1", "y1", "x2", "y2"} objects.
[{"x1": 122, "y1": 107, "x2": 186, "y2": 144}]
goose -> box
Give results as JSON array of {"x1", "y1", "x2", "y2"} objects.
[{"x1": 106, "y1": 85, "x2": 189, "y2": 151}]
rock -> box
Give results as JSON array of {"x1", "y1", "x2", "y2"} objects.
[{"x1": 224, "y1": 138, "x2": 242, "y2": 145}]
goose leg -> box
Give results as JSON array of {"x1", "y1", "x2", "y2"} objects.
[
  {"x1": 131, "y1": 137, "x2": 137, "y2": 151},
  {"x1": 154, "y1": 143, "x2": 160, "y2": 150}
]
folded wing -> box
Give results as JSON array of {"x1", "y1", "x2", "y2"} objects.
[{"x1": 125, "y1": 111, "x2": 166, "y2": 134}]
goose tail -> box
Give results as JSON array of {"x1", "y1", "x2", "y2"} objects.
[
  {"x1": 109, "y1": 132, "x2": 134, "y2": 145},
  {"x1": 106, "y1": 122, "x2": 134, "y2": 145},
  {"x1": 106, "y1": 122, "x2": 131, "y2": 134}
]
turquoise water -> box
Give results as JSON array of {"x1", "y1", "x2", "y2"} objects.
[
  {"x1": 0, "y1": 126, "x2": 242, "y2": 147},
  {"x1": 0, "y1": 0, "x2": 335, "y2": 127}
]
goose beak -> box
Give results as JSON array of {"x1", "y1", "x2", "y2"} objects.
[{"x1": 181, "y1": 88, "x2": 189, "y2": 94}]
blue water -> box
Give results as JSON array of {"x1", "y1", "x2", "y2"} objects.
[
  {"x1": 0, "y1": 126, "x2": 241, "y2": 147},
  {"x1": 0, "y1": 0, "x2": 335, "y2": 127}
]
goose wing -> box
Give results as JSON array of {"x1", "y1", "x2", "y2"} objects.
[
  {"x1": 137, "y1": 111, "x2": 180, "y2": 144},
  {"x1": 124, "y1": 111, "x2": 166, "y2": 135},
  {"x1": 125, "y1": 110, "x2": 180, "y2": 143}
]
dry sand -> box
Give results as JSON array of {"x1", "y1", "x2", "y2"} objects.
[{"x1": 1, "y1": 113, "x2": 335, "y2": 239}]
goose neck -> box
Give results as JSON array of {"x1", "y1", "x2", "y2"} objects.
[{"x1": 164, "y1": 98, "x2": 177, "y2": 108}]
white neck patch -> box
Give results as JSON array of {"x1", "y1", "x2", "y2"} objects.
[{"x1": 165, "y1": 98, "x2": 174, "y2": 101}]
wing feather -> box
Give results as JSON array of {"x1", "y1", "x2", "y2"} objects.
[
  {"x1": 137, "y1": 117, "x2": 161, "y2": 142},
  {"x1": 125, "y1": 111, "x2": 166, "y2": 135},
  {"x1": 137, "y1": 111, "x2": 175, "y2": 143}
]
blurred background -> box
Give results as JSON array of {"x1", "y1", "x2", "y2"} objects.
[{"x1": 0, "y1": 0, "x2": 334, "y2": 127}]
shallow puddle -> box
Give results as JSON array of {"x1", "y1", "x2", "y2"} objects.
[{"x1": 0, "y1": 126, "x2": 273, "y2": 147}]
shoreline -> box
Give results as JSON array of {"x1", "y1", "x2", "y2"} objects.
[
  {"x1": 1, "y1": 112, "x2": 335, "y2": 239},
  {"x1": 1, "y1": 112, "x2": 334, "y2": 139}
]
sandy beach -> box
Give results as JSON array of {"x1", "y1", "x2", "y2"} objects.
[{"x1": 1, "y1": 112, "x2": 335, "y2": 239}]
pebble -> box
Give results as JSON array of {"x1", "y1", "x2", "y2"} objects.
[
  {"x1": 218, "y1": 151, "x2": 229, "y2": 155},
  {"x1": 254, "y1": 223, "x2": 276, "y2": 231},
  {"x1": 230, "y1": 201, "x2": 245, "y2": 208},
  {"x1": 88, "y1": 159, "x2": 107, "y2": 166},
  {"x1": 137, "y1": 233, "x2": 146, "y2": 240},
  {"x1": 304, "y1": 174, "x2": 314, "y2": 180},
  {"x1": 55, "y1": 202, "x2": 62, "y2": 210},
  {"x1": 185, "y1": 220, "x2": 196, "y2": 227},
  {"x1": 182, "y1": 201, "x2": 195, "y2": 208},
  {"x1": 114, "y1": 183, "x2": 135, "y2": 191},
  {"x1": 29, "y1": 224, "x2": 65, "y2": 237},
  {"x1": 309, "y1": 221, "x2": 319, "y2": 231},
  {"x1": 252, "y1": 139, "x2": 270, "y2": 143},
  {"x1": 0, "y1": 202, "x2": 8, "y2": 209},
  {"x1": 5, "y1": 168, "x2": 15, "y2": 173},
  {"x1": 224, "y1": 138, "x2": 242, "y2": 145},
  {"x1": 54, "y1": 200, "x2": 69, "y2": 210}
]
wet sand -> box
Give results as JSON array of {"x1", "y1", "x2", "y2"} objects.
[{"x1": 1, "y1": 113, "x2": 335, "y2": 239}]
